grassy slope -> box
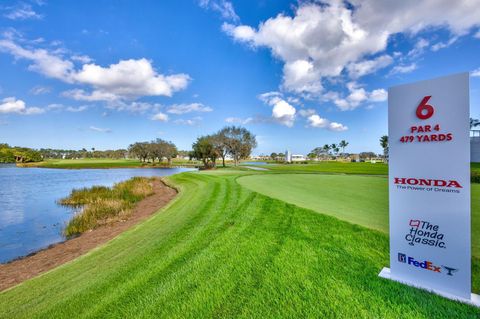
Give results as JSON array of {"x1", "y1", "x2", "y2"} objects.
[
  {"x1": 237, "y1": 174, "x2": 480, "y2": 258},
  {"x1": 0, "y1": 171, "x2": 478, "y2": 318}
]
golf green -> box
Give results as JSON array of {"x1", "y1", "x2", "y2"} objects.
[{"x1": 237, "y1": 174, "x2": 480, "y2": 258}]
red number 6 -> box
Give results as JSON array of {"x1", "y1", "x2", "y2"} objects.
[{"x1": 416, "y1": 96, "x2": 434, "y2": 120}]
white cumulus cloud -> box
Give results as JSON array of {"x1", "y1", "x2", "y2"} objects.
[
  {"x1": 71, "y1": 58, "x2": 190, "y2": 100},
  {"x1": 0, "y1": 39, "x2": 191, "y2": 102},
  {"x1": 472, "y1": 68, "x2": 480, "y2": 77},
  {"x1": 259, "y1": 92, "x2": 296, "y2": 127},
  {"x1": 224, "y1": 1, "x2": 480, "y2": 95},
  {"x1": 151, "y1": 112, "x2": 169, "y2": 122},
  {"x1": 0, "y1": 97, "x2": 44, "y2": 115},
  {"x1": 306, "y1": 113, "x2": 348, "y2": 132}
]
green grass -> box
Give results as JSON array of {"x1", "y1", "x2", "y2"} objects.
[
  {"x1": 263, "y1": 161, "x2": 480, "y2": 177},
  {"x1": 266, "y1": 161, "x2": 389, "y2": 175},
  {"x1": 21, "y1": 158, "x2": 200, "y2": 169},
  {"x1": 0, "y1": 170, "x2": 478, "y2": 318},
  {"x1": 60, "y1": 177, "x2": 155, "y2": 237},
  {"x1": 238, "y1": 174, "x2": 389, "y2": 231},
  {"x1": 237, "y1": 174, "x2": 480, "y2": 258}
]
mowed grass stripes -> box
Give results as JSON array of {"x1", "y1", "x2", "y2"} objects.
[{"x1": 0, "y1": 171, "x2": 478, "y2": 318}]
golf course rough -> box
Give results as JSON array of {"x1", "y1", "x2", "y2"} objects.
[{"x1": 0, "y1": 170, "x2": 478, "y2": 318}]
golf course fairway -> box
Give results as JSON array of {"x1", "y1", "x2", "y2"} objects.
[
  {"x1": 0, "y1": 171, "x2": 478, "y2": 318},
  {"x1": 237, "y1": 173, "x2": 480, "y2": 258}
]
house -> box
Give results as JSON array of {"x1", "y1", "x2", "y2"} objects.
[
  {"x1": 471, "y1": 130, "x2": 480, "y2": 162},
  {"x1": 285, "y1": 150, "x2": 305, "y2": 162},
  {"x1": 291, "y1": 154, "x2": 306, "y2": 162}
]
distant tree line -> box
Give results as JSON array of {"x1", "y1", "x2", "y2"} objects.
[
  {"x1": 37, "y1": 148, "x2": 129, "y2": 160},
  {"x1": 128, "y1": 139, "x2": 178, "y2": 164},
  {"x1": 190, "y1": 126, "x2": 257, "y2": 168},
  {"x1": 0, "y1": 143, "x2": 42, "y2": 163}
]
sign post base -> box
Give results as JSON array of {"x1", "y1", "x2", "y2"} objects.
[{"x1": 379, "y1": 267, "x2": 480, "y2": 308}]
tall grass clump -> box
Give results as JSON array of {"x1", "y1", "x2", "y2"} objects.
[
  {"x1": 472, "y1": 171, "x2": 480, "y2": 183},
  {"x1": 60, "y1": 177, "x2": 156, "y2": 237}
]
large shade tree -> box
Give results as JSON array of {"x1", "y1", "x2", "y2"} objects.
[
  {"x1": 211, "y1": 130, "x2": 229, "y2": 167},
  {"x1": 190, "y1": 135, "x2": 219, "y2": 168},
  {"x1": 221, "y1": 126, "x2": 257, "y2": 166},
  {"x1": 128, "y1": 142, "x2": 150, "y2": 162}
]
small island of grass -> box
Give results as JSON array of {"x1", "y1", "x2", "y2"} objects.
[{"x1": 60, "y1": 177, "x2": 156, "y2": 237}]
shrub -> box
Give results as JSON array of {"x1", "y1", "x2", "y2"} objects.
[{"x1": 472, "y1": 172, "x2": 480, "y2": 183}]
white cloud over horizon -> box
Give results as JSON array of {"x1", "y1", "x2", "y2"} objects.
[
  {"x1": 89, "y1": 126, "x2": 111, "y2": 133},
  {"x1": 166, "y1": 103, "x2": 213, "y2": 114},
  {"x1": 0, "y1": 38, "x2": 191, "y2": 104}
]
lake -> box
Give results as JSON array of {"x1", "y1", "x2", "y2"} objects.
[
  {"x1": 0, "y1": 165, "x2": 195, "y2": 263},
  {"x1": 240, "y1": 161, "x2": 270, "y2": 165}
]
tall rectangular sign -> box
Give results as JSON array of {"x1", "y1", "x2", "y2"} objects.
[{"x1": 384, "y1": 73, "x2": 475, "y2": 303}]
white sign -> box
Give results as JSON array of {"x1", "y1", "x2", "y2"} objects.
[{"x1": 380, "y1": 73, "x2": 479, "y2": 305}]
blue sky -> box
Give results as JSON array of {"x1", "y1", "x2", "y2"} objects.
[{"x1": 0, "y1": 0, "x2": 480, "y2": 155}]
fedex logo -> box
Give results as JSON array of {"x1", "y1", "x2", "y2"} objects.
[{"x1": 397, "y1": 253, "x2": 458, "y2": 276}]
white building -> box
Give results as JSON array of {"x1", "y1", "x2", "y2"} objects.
[
  {"x1": 285, "y1": 150, "x2": 292, "y2": 162},
  {"x1": 285, "y1": 150, "x2": 305, "y2": 162},
  {"x1": 471, "y1": 131, "x2": 480, "y2": 162},
  {"x1": 291, "y1": 154, "x2": 306, "y2": 162}
]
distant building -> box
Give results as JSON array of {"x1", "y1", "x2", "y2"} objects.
[
  {"x1": 291, "y1": 154, "x2": 306, "y2": 162},
  {"x1": 471, "y1": 130, "x2": 480, "y2": 162},
  {"x1": 285, "y1": 150, "x2": 305, "y2": 162},
  {"x1": 285, "y1": 150, "x2": 292, "y2": 162}
]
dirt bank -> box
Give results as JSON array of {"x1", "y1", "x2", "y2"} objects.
[{"x1": 0, "y1": 178, "x2": 177, "y2": 292}]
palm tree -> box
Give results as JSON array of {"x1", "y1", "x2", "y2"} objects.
[
  {"x1": 330, "y1": 144, "x2": 337, "y2": 156},
  {"x1": 323, "y1": 144, "x2": 331, "y2": 155},
  {"x1": 470, "y1": 118, "x2": 480, "y2": 129},
  {"x1": 380, "y1": 135, "x2": 388, "y2": 160},
  {"x1": 339, "y1": 140, "x2": 349, "y2": 155}
]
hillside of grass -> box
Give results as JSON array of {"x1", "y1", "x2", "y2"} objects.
[
  {"x1": 0, "y1": 170, "x2": 478, "y2": 318},
  {"x1": 237, "y1": 174, "x2": 480, "y2": 259}
]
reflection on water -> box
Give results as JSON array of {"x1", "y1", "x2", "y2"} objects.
[{"x1": 0, "y1": 165, "x2": 195, "y2": 263}]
